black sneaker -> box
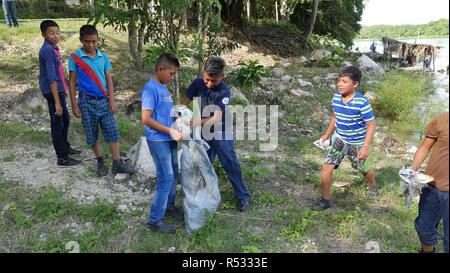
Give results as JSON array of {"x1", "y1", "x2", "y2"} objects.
[
  {"x1": 312, "y1": 198, "x2": 331, "y2": 211},
  {"x1": 166, "y1": 206, "x2": 184, "y2": 221},
  {"x1": 96, "y1": 157, "x2": 108, "y2": 176},
  {"x1": 146, "y1": 220, "x2": 177, "y2": 233},
  {"x1": 57, "y1": 156, "x2": 81, "y2": 168},
  {"x1": 239, "y1": 200, "x2": 250, "y2": 212},
  {"x1": 112, "y1": 159, "x2": 135, "y2": 175},
  {"x1": 68, "y1": 147, "x2": 82, "y2": 155}
]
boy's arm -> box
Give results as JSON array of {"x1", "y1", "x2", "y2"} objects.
[
  {"x1": 68, "y1": 71, "x2": 81, "y2": 118},
  {"x1": 411, "y1": 137, "x2": 436, "y2": 171},
  {"x1": 142, "y1": 109, "x2": 184, "y2": 142},
  {"x1": 320, "y1": 111, "x2": 336, "y2": 141},
  {"x1": 105, "y1": 70, "x2": 117, "y2": 113},
  {"x1": 357, "y1": 120, "x2": 376, "y2": 159},
  {"x1": 50, "y1": 80, "x2": 63, "y2": 116}
]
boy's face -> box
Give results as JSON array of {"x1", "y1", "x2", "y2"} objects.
[
  {"x1": 42, "y1": 26, "x2": 60, "y2": 45},
  {"x1": 337, "y1": 75, "x2": 359, "y2": 96},
  {"x1": 80, "y1": 34, "x2": 99, "y2": 54},
  {"x1": 157, "y1": 66, "x2": 178, "y2": 85},
  {"x1": 203, "y1": 71, "x2": 224, "y2": 89}
]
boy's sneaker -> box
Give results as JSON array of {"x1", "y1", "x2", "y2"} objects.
[
  {"x1": 239, "y1": 200, "x2": 250, "y2": 212},
  {"x1": 96, "y1": 157, "x2": 108, "y2": 176},
  {"x1": 57, "y1": 156, "x2": 81, "y2": 168},
  {"x1": 312, "y1": 198, "x2": 331, "y2": 211},
  {"x1": 112, "y1": 159, "x2": 135, "y2": 175},
  {"x1": 368, "y1": 185, "x2": 378, "y2": 200},
  {"x1": 166, "y1": 206, "x2": 184, "y2": 221},
  {"x1": 68, "y1": 147, "x2": 82, "y2": 155},
  {"x1": 146, "y1": 220, "x2": 177, "y2": 233}
]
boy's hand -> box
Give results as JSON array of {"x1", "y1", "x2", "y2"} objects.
[
  {"x1": 55, "y1": 103, "x2": 63, "y2": 116},
  {"x1": 170, "y1": 128, "x2": 185, "y2": 143},
  {"x1": 109, "y1": 101, "x2": 117, "y2": 113},
  {"x1": 320, "y1": 134, "x2": 329, "y2": 142},
  {"x1": 72, "y1": 105, "x2": 82, "y2": 118},
  {"x1": 358, "y1": 146, "x2": 369, "y2": 160}
]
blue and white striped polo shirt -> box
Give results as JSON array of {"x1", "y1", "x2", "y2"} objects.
[{"x1": 332, "y1": 91, "x2": 375, "y2": 145}]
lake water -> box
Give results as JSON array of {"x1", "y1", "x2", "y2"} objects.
[
  {"x1": 353, "y1": 37, "x2": 449, "y2": 146},
  {"x1": 352, "y1": 38, "x2": 449, "y2": 71}
]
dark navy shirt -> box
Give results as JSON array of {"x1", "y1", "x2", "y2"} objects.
[
  {"x1": 185, "y1": 77, "x2": 233, "y2": 138},
  {"x1": 39, "y1": 39, "x2": 67, "y2": 95}
]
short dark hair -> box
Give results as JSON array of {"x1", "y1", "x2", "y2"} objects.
[
  {"x1": 155, "y1": 53, "x2": 180, "y2": 71},
  {"x1": 204, "y1": 56, "x2": 225, "y2": 76},
  {"x1": 80, "y1": 25, "x2": 98, "y2": 39},
  {"x1": 339, "y1": 66, "x2": 362, "y2": 84},
  {"x1": 40, "y1": 20, "x2": 59, "y2": 34}
]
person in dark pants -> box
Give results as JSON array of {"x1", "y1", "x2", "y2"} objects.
[
  {"x1": 39, "y1": 20, "x2": 81, "y2": 167},
  {"x1": 182, "y1": 56, "x2": 251, "y2": 211},
  {"x1": 411, "y1": 112, "x2": 449, "y2": 253},
  {"x1": 2, "y1": 0, "x2": 19, "y2": 27}
]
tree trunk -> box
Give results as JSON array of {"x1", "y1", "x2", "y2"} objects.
[
  {"x1": 305, "y1": 0, "x2": 318, "y2": 40},
  {"x1": 46, "y1": 0, "x2": 49, "y2": 17},
  {"x1": 220, "y1": 0, "x2": 244, "y2": 29},
  {"x1": 275, "y1": 1, "x2": 278, "y2": 23},
  {"x1": 279, "y1": 0, "x2": 288, "y2": 21},
  {"x1": 90, "y1": 0, "x2": 95, "y2": 16},
  {"x1": 127, "y1": 0, "x2": 140, "y2": 70}
]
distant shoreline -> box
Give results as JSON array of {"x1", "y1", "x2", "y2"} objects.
[{"x1": 355, "y1": 36, "x2": 449, "y2": 42}]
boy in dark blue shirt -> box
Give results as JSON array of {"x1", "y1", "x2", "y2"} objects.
[
  {"x1": 182, "y1": 56, "x2": 251, "y2": 212},
  {"x1": 39, "y1": 20, "x2": 81, "y2": 167}
]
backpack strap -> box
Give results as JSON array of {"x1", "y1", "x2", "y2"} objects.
[{"x1": 71, "y1": 53, "x2": 109, "y2": 97}]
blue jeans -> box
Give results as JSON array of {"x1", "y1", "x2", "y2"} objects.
[
  {"x1": 2, "y1": 1, "x2": 18, "y2": 27},
  {"x1": 44, "y1": 92, "x2": 71, "y2": 159},
  {"x1": 147, "y1": 140, "x2": 178, "y2": 224},
  {"x1": 415, "y1": 187, "x2": 449, "y2": 253},
  {"x1": 206, "y1": 138, "x2": 250, "y2": 202}
]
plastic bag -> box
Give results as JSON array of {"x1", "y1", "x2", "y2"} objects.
[
  {"x1": 176, "y1": 106, "x2": 221, "y2": 234},
  {"x1": 398, "y1": 166, "x2": 434, "y2": 210},
  {"x1": 313, "y1": 138, "x2": 330, "y2": 150}
]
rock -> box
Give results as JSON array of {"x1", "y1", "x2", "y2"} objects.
[
  {"x1": 117, "y1": 204, "x2": 128, "y2": 213},
  {"x1": 16, "y1": 88, "x2": 48, "y2": 112},
  {"x1": 290, "y1": 89, "x2": 313, "y2": 98},
  {"x1": 408, "y1": 146, "x2": 418, "y2": 154},
  {"x1": 364, "y1": 91, "x2": 376, "y2": 100},
  {"x1": 326, "y1": 73, "x2": 338, "y2": 80},
  {"x1": 114, "y1": 173, "x2": 130, "y2": 183},
  {"x1": 229, "y1": 86, "x2": 250, "y2": 105},
  {"x1": 273, "y1": 68, "x2": 285, "y2": 78},
  {"x1": 309, "y1": 49, "x2": 332, "y2": 62},
  {"x1": 298, "y1": 79, "x2": 313, "y2": 87},
  {"x1": 281, "y1": 75, "x2": 292, "y2": 85},
  {"x1": 299, "y1": 56, "x2": 308, "y2": 63},
  {"x1": 356, "y1": 55, "x2": 385, "y2": 75},
  {"x1": 168, "y1": 247, "x2": 176, "y2": 253},
  {"x1": 128, "y1": 137, "x2": 157, "y2": 180},
  {"x1": 342, "y1": 61, "x2": 353, "y2": 67}
]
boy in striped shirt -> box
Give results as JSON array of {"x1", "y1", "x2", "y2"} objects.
[{"x1": 313, "y1": 66, "x2": 377, "y2": 211}]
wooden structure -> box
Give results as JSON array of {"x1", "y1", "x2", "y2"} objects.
[{"x1": 381, "y1": 37, "x2": 441, "y2": 71}]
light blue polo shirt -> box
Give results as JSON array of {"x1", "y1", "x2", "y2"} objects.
[
  {"x1": 68, "y1": 47, "x2": 112, "y2": 97},
  {"x1": 141, "y1": 78, "x2": 175, "y2": 141}
]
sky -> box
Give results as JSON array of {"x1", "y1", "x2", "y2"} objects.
[{"x1": 360, "y1": 0, "x2": 450, "y2": 26}]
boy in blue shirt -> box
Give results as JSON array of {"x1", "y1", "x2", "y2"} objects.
[
  {"x1": 141, "y1": 53, "x2": 185, "y2": 233},
  {"x1": 313, "y1": 66, "x2": 377, "y2": 211},
  {"x1": 39, "y1": 20, "x2": 81, "y2": 168},
  {"x1": 68, "y1": 25, "x2": 134, "y2": 176},
  {"x1": 182, "y1": 56, "x2": 251, "y2": 212}
]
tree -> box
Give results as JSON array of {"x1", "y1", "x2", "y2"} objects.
[
  {"x1": 90, "y1": 0, "x2": 151, "y2": 70},
  {"x1": 290, "y1": 0, "x2": 365, "y2": 48},
  {"x1": 304, "y1": 0, "x2": 318, "y2": 40},
  {"x1": 219, "y1": 0, "x2": 245, "y2": 29}
]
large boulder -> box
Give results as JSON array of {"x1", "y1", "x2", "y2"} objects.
[
  {"x1": 356, "y1": 55, "x2": 385, "y2": 75},
  {"x1": 290, "y1": 89, "x2": 313, "y2": 98},
  {"x1": 309, "y1": 49, "x2": 332, "y2": 62},
  {"x1": 128, "y1": 137, "x2": 157, "y2": 180},
  {"x1": 16, "y1": 88, "x2": 48, "y2": 112},
  {"x1": 230, "y1": 86, "x2": 250, "y2": 105},
  {"x1": 272, "y1": 68, "x2": 285, "y2": 78}
]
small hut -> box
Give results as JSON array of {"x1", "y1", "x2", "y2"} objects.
[{"x1": 381, "y1": 37, "x2": 441, "y2": 71}]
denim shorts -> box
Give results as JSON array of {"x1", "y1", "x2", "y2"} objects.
[
  {"x1": 324, "y1": 135, "x2": 370, "y2": 174},
  {"x1": 78, "y1": 97, "x2": 120, "y2": 146}
]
